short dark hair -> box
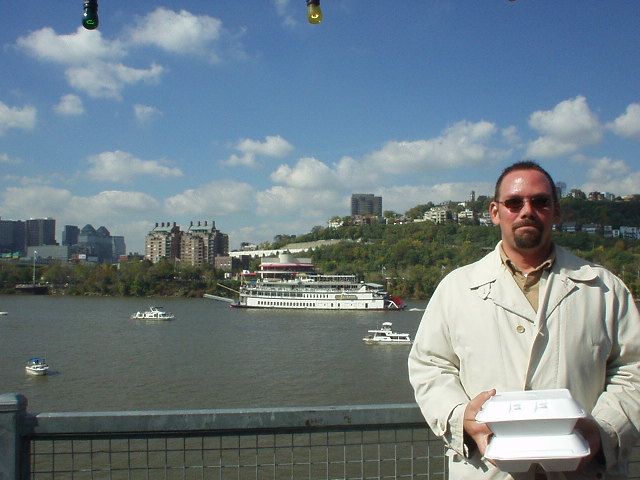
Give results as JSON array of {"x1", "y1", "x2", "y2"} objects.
[{"x1": 494, "y1": 160, "x2": 559, "y2": 203}]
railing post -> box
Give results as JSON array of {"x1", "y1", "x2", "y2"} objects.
[{"x1": 0, "y1": 393, "x2": 29, "y2": 480}]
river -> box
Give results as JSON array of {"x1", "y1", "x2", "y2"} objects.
[{"x1": 0, "y1": 295, "x2": 426, "y2": 413}]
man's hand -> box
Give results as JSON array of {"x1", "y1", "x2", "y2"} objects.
[
  {"x1": 574, "y1": 417, "x2": 602, "y2": 470},
  {"x1": 463, "y1": 389, "x2": 496, "y2": 457}
]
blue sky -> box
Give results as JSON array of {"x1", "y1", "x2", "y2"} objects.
[{"x1": 1, "y1": 1, "x2": 639, "y2": 253}]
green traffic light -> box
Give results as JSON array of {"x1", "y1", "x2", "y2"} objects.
[{"x1": 83, "y1": 0, "x2": 99, "y2": 30}]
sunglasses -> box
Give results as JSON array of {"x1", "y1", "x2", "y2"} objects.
[{"x1": 497, "y1": 196, "x2": 553, "y2": 212}]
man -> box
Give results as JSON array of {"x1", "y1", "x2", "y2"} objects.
[{"x1": 408, "y1": 161, "x2": 640, "y2": 479}]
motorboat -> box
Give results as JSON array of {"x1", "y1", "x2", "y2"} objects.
[
  {"x1": 363, "y1": 322, "x2": 412, "y2": 345},
  {"x1": 25, "y1": 357, "x2": 49, "y2": 376},
  {"x1": 130, "y1": 306, "x2": 175, "y2": 321}
]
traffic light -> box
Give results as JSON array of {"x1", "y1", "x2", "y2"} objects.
[
  {"x1": 82, "y1": 0, "x2": 99, "y2": 30},
  {"x1": 306, "y1": 0, "x2": 322, "y2": 24}
]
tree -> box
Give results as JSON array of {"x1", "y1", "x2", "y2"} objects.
[{"x1": 405, "y1": 204, "x2": 433, "y2": 219}]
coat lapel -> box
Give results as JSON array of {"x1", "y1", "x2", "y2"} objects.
[
  {"x1": 466, "y1": 244, "x2": 598, "y2": 326},
  {"x1": 542, "y1": 246, "x2": 598, "y2": 320},
  {"x1": 467, "y1": 245, "x2": 537, "y2": 324}
]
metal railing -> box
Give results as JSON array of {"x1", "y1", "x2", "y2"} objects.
[
  {"x1": 2, "y1": 393, "x2": 639, "y2": 480},
  {"x1": 0, "y1": 393, "x2": 446, "y2": 480}
]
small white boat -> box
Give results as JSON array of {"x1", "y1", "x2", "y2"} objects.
[
  {"x1": 363, "y1": 322, "x2": 412, "y2": 345},
  {"x1": 130, "y1": 306, "x2": 174, "y2": 321},
  {"x1": 25, "y1": 357, "x2": 49, "y2": 376}
]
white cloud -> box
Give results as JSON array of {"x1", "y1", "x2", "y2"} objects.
[
  {"x1": 526, "y1": 96, "x2": 603, "y2": 158},
  {"x1": 222, "y1": 135, "x2": 295, "y2": 167},
  {"x1": 334, "y1": 155, "x2": 382, "y2": 188},
  {"x1": 501, "y1": 126, "x2": 521, "y2": 146},
  {"x1": 16, "y1": 27, "x2": 124, "y2": 65},
  {"x1": 0, "y1": 186, "x2": 159, "y2": 220},
  {"x1": 607, "y1": 103, "x2": 640, "y2": 140},
  {"x1": 164, "y1": 181, "x2": 254, "y2": 216},
  {"x1": 1, "y1": 186, "x2": 73, "y2": 215},
  {"x1": 271, "y1": 157, "x2": 336, "y2": 188},
  {"x1": 83, "y1": 190, "x2": 161, "y2": 214},
  {"x1": 259, "y1": 124, "x2": 504, "y2": 223},
  {"x1": 66, "y1": 62, "x2": 164, "y2": 100},
  {"x1": 86, "y1": 151, "x2": 183, "y2": 183},
  {"x1": 222, "y1": 153, "x2": 258, "y2": 168},
  {"x1": 0, "y1": 101, "x2": 36, "y2": 135},
  {"x1": 54, "y1": 94, "x2": 84, "y2": 116},
  {"x1": 580, "y1": 157, "x2": 640, "y2": 196},
  {"x1": 364, "y1": 120, "x2": 506, "y2": 173},
  {"x1": 237, "y1": 135, "x2": 295, "y2": 157},
  {"x1": 16, "y1": 26, "x2": 164, "y2": 100},
  {"x1": 269, "y1": 154, "x2": 383, "y2": 194},
  {"x1": 134, "y1": 104, "x2": 162, "y2": 123},
  {"x1": 15, "y1": 9, "x2": 244, "y2": 100},
  {"x1": 256, "y1": 185, "x2": 342, "y2": 217},
  {"x1": 128, "y1": 7, "x2": 224, "y2": 60}
]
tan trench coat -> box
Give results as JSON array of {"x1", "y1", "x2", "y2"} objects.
[{"x1": 408, "y1": 244, "x2": 640, "y2": 480}]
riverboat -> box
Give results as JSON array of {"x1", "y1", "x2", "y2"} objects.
[
  {"x1": 363, "y1": 322, "x2": 412, "y2": 345},
  {"x1": 232, "y1": 254, "x2": 404, "y2": 311},
  {"x1": 25, "y1": 357, "x2": 49, "y2": 376},
  {"x1": 130, "y1": 306, "x2": 175, "y2": 321}
]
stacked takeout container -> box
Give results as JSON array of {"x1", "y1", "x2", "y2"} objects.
[{"x1": 475, "y1": 389, "x2": 590, "y2": 472}]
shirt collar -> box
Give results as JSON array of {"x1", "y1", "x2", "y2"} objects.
[{"x1": 499, "y1": 244, "x2": 556, "y2": 275}]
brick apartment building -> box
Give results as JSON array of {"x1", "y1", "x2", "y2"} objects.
[{"x1": 145, "y1": 221, "x2": 229, "y2": 266}]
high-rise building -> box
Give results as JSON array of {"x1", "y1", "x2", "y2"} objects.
[
  {"x1": 180, "y1": 221, "x2": 229, "y2": 266},
  {"x1": 62, "y1": 225, "x2": 80, "y2": 246},
  {"x1": 62, "y1": 223, "x2": 125, "y2": 263},
  {"x1": 74, "y1": 224, "x2": 113, "y2": 263},
  {"x1": 144, "y1": 221, "x2": 229, "y2": 265},
  {"x1": 351, "y1": 194, "x2": 382, "y2": 217},
  {"x1": 0, "y1": 218, "x2": 26, "y2": 254},
  {"x1": 556, "y1": 181, "x2": 567, "y2": 198},
  {"x1": 145, "y1": 222, "x2": 181, "y2": 263},
  {"x1": 26, "y1": 218, "x2": 56, "y2": 247},
  {"x1": 112, "y1": 236, "x2": 126, "y2": 261}
]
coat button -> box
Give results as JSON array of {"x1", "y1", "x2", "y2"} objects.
[{"x1": 516, "y1": 325, "x2": 526, "y2": 333}]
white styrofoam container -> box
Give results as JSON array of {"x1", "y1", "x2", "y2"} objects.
[
  {"x1": 485, "y1": 432, "x2": 590, "y2": 472},
  {"x1": 475, "y1": 389, "x2": 586, "y2": 436}
]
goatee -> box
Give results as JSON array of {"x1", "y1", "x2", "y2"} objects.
[{"x1": 513, "y1": 219, "x2": 543, "y2": 249}]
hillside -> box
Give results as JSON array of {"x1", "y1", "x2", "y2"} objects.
[
  {"x1": 558, "y1": 197, "x2": 640, "y2": 227},
  {"x1": 270, "y1": 198, "x2": 640, "y2": 299}
]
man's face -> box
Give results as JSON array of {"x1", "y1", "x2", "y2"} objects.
[{"x1": 490, "y1": 169, "x2": 561, "y2": 255}]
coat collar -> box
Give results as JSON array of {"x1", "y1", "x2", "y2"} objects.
[
  {"x1": 465, "y1": 242, "x2": 599, "y2": 323},
  {"x1": 466, "y1": 242, "x2": 598, "y2": 291}
]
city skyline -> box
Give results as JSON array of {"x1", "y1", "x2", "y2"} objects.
[
  {"x1": 0, "y1": 2, "x2": 638, "y2": 253},
  {"x1": 3, "y1": 180, "x2": 635, "y2": 257}
]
